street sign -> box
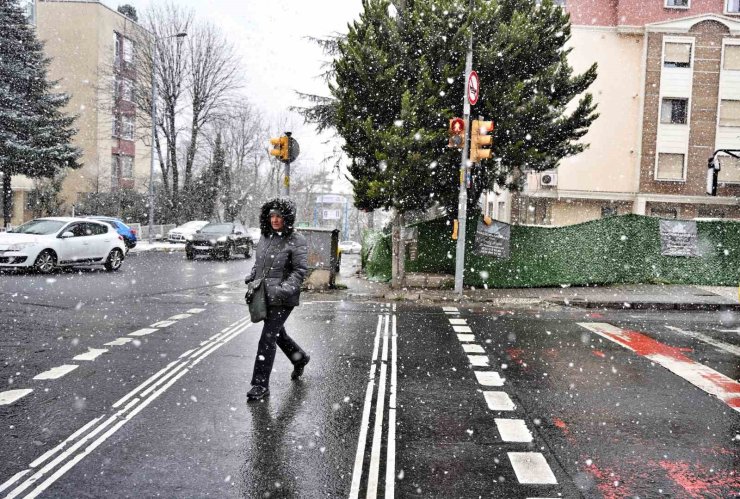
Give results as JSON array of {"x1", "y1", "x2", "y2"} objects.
[
  {"x1": 317, "y1": 194, "x2": 346, "y2": 204},
  {"x1": 322, "y1": 209, "x2": 341, "y2": 220},
  {"x1": 467, "y1": 70, "x2": 480, "y2": 106}
]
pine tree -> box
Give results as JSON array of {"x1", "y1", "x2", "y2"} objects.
[
  {"x1": 0, "y1": 0, "x2": 82, "y2": 225},
  {"x1": 306, "y1": 0, "x2": 597, "y2": 217}
]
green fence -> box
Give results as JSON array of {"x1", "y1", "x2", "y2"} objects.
[{"x1": 363, "y1": 214, "x2": 740, "y2": 287}]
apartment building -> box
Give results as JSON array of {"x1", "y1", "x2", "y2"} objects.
[
  {"x1": 7, "y1": 0, "x2": 151, "y2": 225},
  {"x1": 505, "y1": 0, "x2": 740, "y2": 225}
]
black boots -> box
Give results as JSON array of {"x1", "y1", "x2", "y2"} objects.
[
  {"x1": 247, "y1": 385, "x2": 269, "y2": 401},
  {"x1": 291, "y1": 354, "x2": 310, "y2": 380}
]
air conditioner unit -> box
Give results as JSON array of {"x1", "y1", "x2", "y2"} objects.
[{"x1": 540, "y1": 172, "x2": 558, "y2": 187}]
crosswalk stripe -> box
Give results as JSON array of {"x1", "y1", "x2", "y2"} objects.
[
  {"x1": 483, "y1": 391, "x2": 516, "y2": 411},
  {"x1": 33, "y1": 365, "x2": 78, "y2": 380},
  {"x1": 0, "y1": 389, "x2": 33, "y2": 406},
  {"x1": 508, "y1": 452, "x2": 558, "y2": 484},
  {"x1": 495, "y1": 418, "x2": 533, "y2": 442}
]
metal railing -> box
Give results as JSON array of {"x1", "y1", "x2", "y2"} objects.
[{"x1": 130, "y1": 223, "x2": 176, "y2": 241}]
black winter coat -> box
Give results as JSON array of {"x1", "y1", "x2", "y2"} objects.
[{"x1": 244, "y1": 198, "x2": 308, "y2": 307}]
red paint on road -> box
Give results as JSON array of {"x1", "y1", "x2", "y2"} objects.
[
  {"x1": 586, "y1": 462, "x2": 632, "y2": 499},
  {"x1": 592, "y1": 350, "x2": 606, "y2": 358},
  {"x1": 657, "y1": 460, "x2": 740, "y2": 498}
]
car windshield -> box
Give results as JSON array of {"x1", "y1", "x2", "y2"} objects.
[
  {"x1": 200, "y1": 223, "x2": 232, "y2": 234},
  {"x1": 182, "y1": 221, "x2": 206, "y2": 229},
  {"x1": 10, "y1": 220, "x2": 66, "y2": 235}
]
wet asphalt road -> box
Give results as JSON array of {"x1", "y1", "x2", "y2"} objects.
[{"x1": 0, "y1": 252, "x2": 739, "y2": 498}]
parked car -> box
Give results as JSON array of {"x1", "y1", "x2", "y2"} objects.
[
  {"x1": 339, "y1": 240, "x2": 362, "y2": 254},
  {"x1": 167, "y1": 220, "x2": 209, "y2": 243},
  {"x1": 246, "y1": 227, "x2": 261, "y2": 245},
  {"x1": 185, "y1": 222, "x2": 252, "y2": 260},
  {"x1": 0, "y1": 217, "x2": 127, "y2": 274},
  {"x1": 85, "y1": 216, "x2": 138, "y2": 250}
]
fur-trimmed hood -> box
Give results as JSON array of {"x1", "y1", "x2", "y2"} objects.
[{"x1": 259, "y1": 198, "x2": 297, "y2": 236}]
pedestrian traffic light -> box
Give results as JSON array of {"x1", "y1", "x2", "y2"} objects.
[
  {"x1": 270, "y1": 136, "x2": 289, "y2": 162},
  {"x1": 448, "y1": 118, "x2": 465, "y2": 149},
  {"x1": 470, "y1": 119, "x2": 494, "y2": 162}
]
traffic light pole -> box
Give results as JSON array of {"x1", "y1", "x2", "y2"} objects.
[{"x1": 454, "y1": 10, "x2": 474, "y2": 295}]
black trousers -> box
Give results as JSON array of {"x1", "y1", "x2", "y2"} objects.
[{"x1": 251, "y1": 306, "x2": 306, "y2": 388}]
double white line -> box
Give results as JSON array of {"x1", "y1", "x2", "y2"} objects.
[
  {"x1": 0, "y1": 316, "x2": 253, "y2": 499},
  {"x1": 349, "y1": 306, "x2": 398, "y2": 499}
]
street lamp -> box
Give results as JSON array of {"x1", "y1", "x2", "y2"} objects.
[{"x1": 148, "y1": 32, "x2": 187, "y2": 244}]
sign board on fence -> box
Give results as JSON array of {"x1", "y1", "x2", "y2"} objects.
[
  {"x1": 474, "y1": 219, "x2": 510, "y2": 258},
  {"x1": 659, "y1": 220, "x2": 699, "y2": 257},
  {"x1": 322, "y1": 209, "x2": 341, "y2": 220}
]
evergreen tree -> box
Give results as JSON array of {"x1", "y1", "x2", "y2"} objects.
[
  {"x1": 117, "y1": 4, "x2": 138, "y2": 22},
  {"x1": 306, "y1": 0, "x2": 597, "y2": 217},
  {"x1": 196, "y1": 132, "x2": 224, "y2": 220},
  {"x1": 0, "y1": 0, "x2": 81, "y2": 225}
]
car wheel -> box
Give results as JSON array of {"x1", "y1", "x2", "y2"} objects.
[
  {"x1": 34, "y1": 250, "x2": 57, "y2": 274},
  {"x1": 104, "y1": 248, "x2": 124, "y2": 272},
  {"x1": 186, "y1": 250, "x2": 195, "y2": 260},
  {"x1": 244, "y1": 241, "x2": 252, "y2": 258}
]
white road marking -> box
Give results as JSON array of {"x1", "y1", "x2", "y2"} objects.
[
  {"x1": 717, "y1": 328, "x2": 740, "y2": 334},
  {"x1": 385, "y1": 314, "x2": 398, "y2": 499},
  {"x1": 462, "y1": 344, "x2": 486, "y2": 354},
  {"x1": 149, "y1": 320, "x2": 177, "y2": 328},
  {"x1": 452, "y1": 325, "x2": 473, "y2": 333},
  {"x1": 178, "y1": 349, "x2": 195, "y2": 359},
  {"x1": 665, "y1": 325, "x2": 740, "y2": 357},
  {"x1": 579, "y1": 322, "x2": 740, "y2": 412},
  {"x1": 72, "y1": 348, "x2": 108, "y2": 361},
  {"x1": 468, "y1": 354, "x2": 490, "y2": 367},
  {"x1": 186, "y1": 308, "x2": 205, "y2": 313},
  {"x1": 442, "y1": 307, "x2": 458, "y2": 311},
  {"x1": 367, "y1": 344, "x2": 388, "y2": 497},
  {"x1": 5, "y1": 317, "x2": 250, "y2": 499},
  {"x1": 168, "y1": 313, "x2": 192, "y2": 320},
  {"x1": 495, "y1": 418, "x2": 533, "y2": 442},
  {"x1": 33, "y1": 365, "x2": 78, "y2": 380},
  {"x1": 128, "y1": 328, "x2": 158, "y2": 337},
  {"x1": 0, "y1": 470, "x2": 30, "y2": 494},
  {"x1": 508, "y1": 452, "x2": 558, "y2": 484},
  {"x1": 448, "y1": 318, "x2": 467, "y2": 325},
  {"x1": 483, "y1": 391, "x2": 516, "y2": 411},
  {"x1": 0, "y1": 389, "x2": 33, "y2": 406},
  {"x1": 349, "y1": 314, "x2": 384, "y2": 499},
  {"x1": 474, "y1": 371, "x2": 505, "y2": 387},
  {"x1": 457, "y1": 333, "x2": 475, "y2": 342},
  {"x1": 29, "y1": 417, "x2": 104, "y2": 469},
  {"x1": 104, "y1": 337, "x2": 132, "y2": 346}
]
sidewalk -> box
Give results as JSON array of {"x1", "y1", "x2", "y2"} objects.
[
  {"x1": 129, "y1": 241, "x2": 185, "y2": 253},
  {"x1": 336, "y1": 272, "x2": 740, "y2": 311}
]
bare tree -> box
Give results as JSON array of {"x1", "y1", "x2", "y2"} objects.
[{"x1": 131, "y1": 2, "x2": 240, "y2": 222}]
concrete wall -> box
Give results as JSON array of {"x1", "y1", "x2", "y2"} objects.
[{"x1": 557, "y1": 28, "x2": 644, "y2": 194}]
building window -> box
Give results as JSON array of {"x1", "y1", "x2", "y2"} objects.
[
  {"x1": 727, "y1": 0, "x2": 740, "y2": 14},
  {"x1": 112, "y1": 155, "x2": 134, "y2": 184},
  {"x1": 723, "y1": 44, "x2": 740, "y2": 70},
  {"x1": 718, "y1": 155, "x2": 740, "y2": 183},
  {"x1": 487, "y1": 201, "x2": 494, "y2": 217},
  {"x1": 656, "y1": 153, "x2": 685, "y2": 180},
  {"x1": 719, "y1": 100, "x2": 740, "y2": 126},
  {"x1": 114, "y1": 78, "x2": 133, "y2": 102},
  {"x1": 661, "y1": 98, "x2": 688, "y2": 124},
  {"x1": 114, "y1": 33, "x2": 135, "y2": 65},
  {"x1": 650, "y1": 207, "x2": 678, "y2": 219},
  {"x1": 121, "y1": 115, "x2": 135, "y2": 140},
  {"x1": 112, "y1": 114, "x2": 120, "y2": 137},
  {"x1": 665, "y1": 0, "x2": 689, "y2": 8},
  {"x1": 664, "y1": 42, "x2": 692, "y2": 68}
]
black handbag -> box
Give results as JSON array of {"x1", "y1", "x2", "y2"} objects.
[
  {"x1": 245, "y1": 278, "x2": 267, "y2": 323},
  {"x1": 244, "y1": 237, "x2": 284, "y2": 323}
]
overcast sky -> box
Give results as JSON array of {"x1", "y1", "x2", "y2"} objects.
[{"x1": 105, "y1": 0, "x2": 364, "y2": 188}]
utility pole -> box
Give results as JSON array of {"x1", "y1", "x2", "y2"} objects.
[{"x1": 454, "y1": 0, "x2": 475, "y2": 295}]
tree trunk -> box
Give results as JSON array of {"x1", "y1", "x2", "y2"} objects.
[
  {"x1": 2, "y1": 172, "x2": 12, "y2": 227},
  {"x1": 391, "y1": 211, "x2": 405, "y2": 289}
]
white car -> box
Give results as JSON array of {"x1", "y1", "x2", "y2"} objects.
[
  {"x1": 338, "y1": 240, "x2": 362, "y2": 254},
  {"x1": 246, "y1": 227, "x2": 261, "y2": 245},
  {"x1": 167, "y1": 220, "x2": 209, "y2": 243},
  {"x1": 0, "y1": 217, "x2": 127, "y2": 274}
]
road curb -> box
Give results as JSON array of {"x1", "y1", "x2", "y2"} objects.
[{"x1": 545, "y1": 299, "x2": 740, "y2": 311}]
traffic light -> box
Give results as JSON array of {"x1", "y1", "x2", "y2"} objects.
[
  {"x1": 470, "y1": 119, "x2": 494, "y2": 163},
  {"x1": 448, "y1": 118, "x2": 465, "y2": 149},
  {"x1": 270, "y1": 136, "x2": 289, "y2": 161}
]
